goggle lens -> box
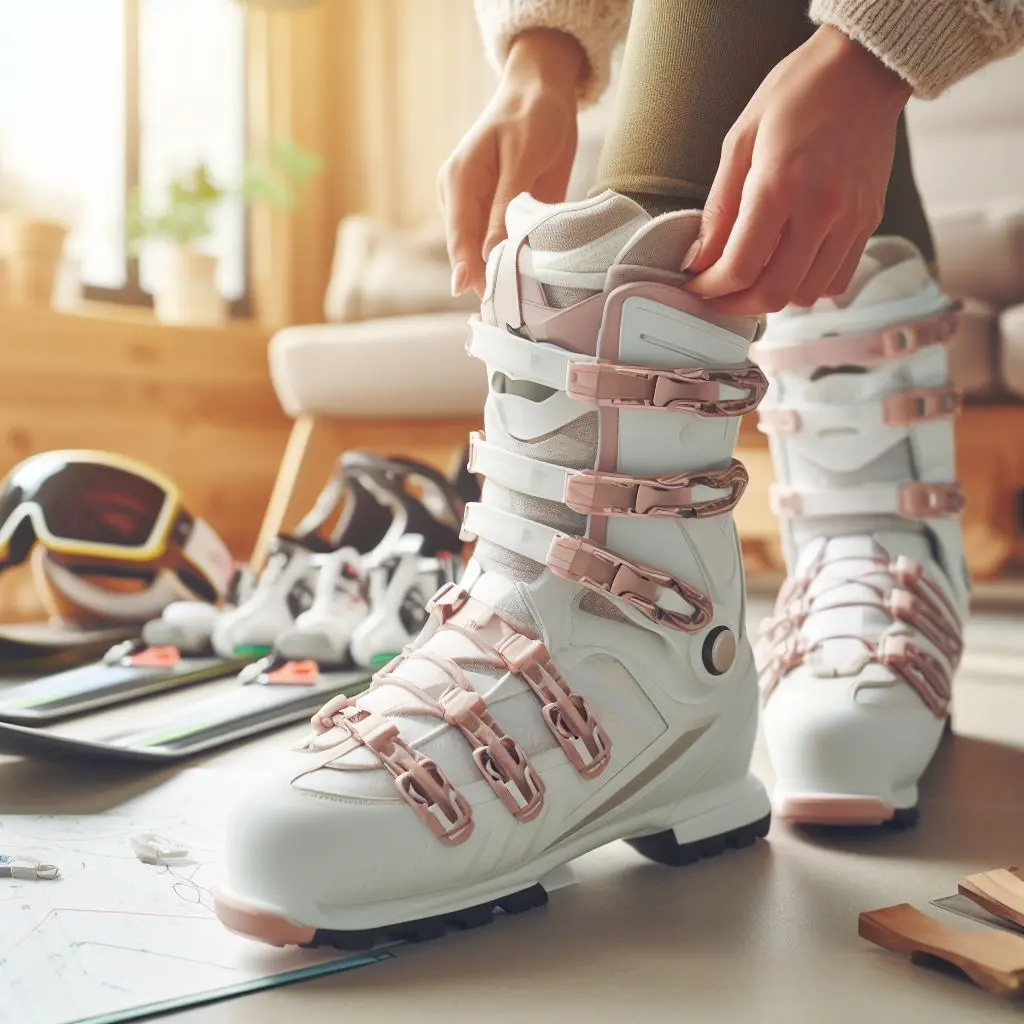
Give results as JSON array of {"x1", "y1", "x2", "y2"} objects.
[{"x1": 34, "y1": 464, "x2": 167, "y2": 547}]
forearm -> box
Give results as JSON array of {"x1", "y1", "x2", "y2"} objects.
[
  {"x1": 473, "y1": 0, "x2": 632, "y2": 104},
  {"x1": 810, "y1": 0, "x2": 1024, "y2": 97}
]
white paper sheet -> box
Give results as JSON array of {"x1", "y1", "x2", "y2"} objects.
[{"x1": 0, "y1": 769, "x2": 390, "y2": 1024}]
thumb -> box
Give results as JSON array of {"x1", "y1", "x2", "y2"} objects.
[{"x1": 687, "y1": 128, "x2": 754, "y2": 274}]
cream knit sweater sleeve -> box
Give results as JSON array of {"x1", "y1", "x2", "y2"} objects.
[
  {"x1": 472, "y1": 0, "x2": 632, "y2": 105},
  {"x1": 475, "y1": 0, "x2": 1024, "y2": 103},
  {"x1": 809, "y1": 1, "x2": 1024, "y2": 97}
]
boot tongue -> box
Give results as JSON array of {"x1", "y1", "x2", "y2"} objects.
[{"x1": 612, "y1": 208, "x2": 703, "y2": 272}]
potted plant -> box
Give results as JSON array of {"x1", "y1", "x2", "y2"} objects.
[{"x1": 127, "y1": 138, "x2": 321, "y2": 325}]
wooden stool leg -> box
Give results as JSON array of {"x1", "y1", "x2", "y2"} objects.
[
  {"x1": 250, "y1": 415, "x2": 321, "y2": 571},
  {"x1": 250, "y1": 416, "x2": 482, "y2": 571}
]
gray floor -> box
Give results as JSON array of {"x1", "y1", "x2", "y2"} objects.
[{"x1": 2, "y1": 601, "x2": 1023, "y2": 1022}]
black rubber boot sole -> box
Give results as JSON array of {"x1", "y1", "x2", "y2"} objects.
[
  {"x1": 307, "y1": 883, "x2": 550, "y2": 950},
  {"x1": 625, "y1": 812, "x2": 772, "y2": 866},
  {"x1": 304, "y1": 814, "x2": 771, "y2": 950}
]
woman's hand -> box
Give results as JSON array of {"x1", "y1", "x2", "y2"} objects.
[
  {"x1": 439, "y1": 28, "x2": 584, "y2": 298},
  {"x1": 686, "y1": 26, "x2": 912, "y2": 315}
]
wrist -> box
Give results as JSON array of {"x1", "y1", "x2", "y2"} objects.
[
  {"x1": 813, "y1": 24, "x2": 912, "y2": 111},
  {"x1": 505, "y1": 28, "x2": 586, "y2": 99}
]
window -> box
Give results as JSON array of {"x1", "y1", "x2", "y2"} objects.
[{"x1": 0, "y1": 0, "x2": 247, "y2": 307}]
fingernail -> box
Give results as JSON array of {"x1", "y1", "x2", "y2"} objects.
[
  {"x1": 682, "y1": 238, "x2": 702, "y2": 271},
  {"x1": 450, "y1": 262, "x2": 468, "y2": 297}
]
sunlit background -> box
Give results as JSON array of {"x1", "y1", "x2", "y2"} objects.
[{"x1": 0, "y1": 0, "x2": 246, "y2": 302}]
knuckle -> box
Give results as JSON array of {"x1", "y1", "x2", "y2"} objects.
[
  {"x1": 794, "y1": 283, "x2": 823, "y2": 306},
  {"x1": 812, "y1": 181, "x2": 844, "y2": 218},
  {"x1": 829, "y1": 269, "x2": 856, "y2": 296},
  {"x1": 721, "y1": 269, "x2": 757, "y2": 295},
  {"x1": 721, "y1": 124, "x2": 752, "y2": 156},
  {"x1": 865, "y1": 197, "x2": 885, "y2": 230},
  {"x1": 761, "y1": 287, "x2": 792, "y2": 313}
]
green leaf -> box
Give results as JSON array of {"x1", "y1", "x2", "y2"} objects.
[
  {"x1": 270, "y1": 137, "x2": 324, "y2": 182},
  {"x1": 240, "y1": 164, "x2": 296, "y2": 211}
]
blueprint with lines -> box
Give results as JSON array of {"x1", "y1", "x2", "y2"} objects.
[{"x1": 0, "y1": 769, "x2": 390, "y2": 1024}]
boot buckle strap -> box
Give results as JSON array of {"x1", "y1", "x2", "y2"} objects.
[
  {"x1": 898, "y1": 483, "x2": 965, "y2": 518},
  {"x1": 517, "y1": 660, "x2": 612, "y2": 779},
  {"x1": 563, "y1": 460, "x2": 749, "y2": 519},
  {"x1": 545, "y1": 535, "x2": 713, "y2": 634},
  {"x1": 883, "y1": 387, "x2": 962, "y2": 427},
  {"x1": 565, "y1": 362, "x2": 767, "y2": 417},
  {"x1": 428, "y1": 588, "x2": 613, "y2": 779},
  {"x1": 427, "y1": 581, "x2": 471, "y2": 623},
  {"x1": 342, "y1": 706, "x2": 474, "y2": 846},
  {"x1": 439, "y1": 687, "x2": 545, "y2": 822},
  {"x1": 770, "y1": 482, "x2": 964, "y2": 520},
  {"x1": 755, "y1": 305, "x2": 959, "y2": 373},
  {"x1": 758, "y1": 386, "x2": 961, "y2": 437},
  {"x1": 876, "y1": 633, "x2": 952, "y2": 717}
]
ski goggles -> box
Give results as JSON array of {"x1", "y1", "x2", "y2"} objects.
[{"x1": 0, "y1": 450, "x2": 234, "y2": 601}]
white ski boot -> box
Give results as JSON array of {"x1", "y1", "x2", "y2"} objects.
[
  {"x1": 214, "y1": 191, "x2": 771, "y2": 947},
  {"x1": 756, "y1": 237, "x2": 968, "y2": 827}
]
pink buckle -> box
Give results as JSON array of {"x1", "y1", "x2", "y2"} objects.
[
  {"x1": 565, "y1": 362, "x2": 767, "y2": 418},
  {"x1": 876, "y1": 633, "x2": 951, "y2": 717},
  {"x1": 394, "y1": 761, "x2": 474, "y2": 845},
  {"x1": 757, "y1": 408, "x2": 802, "y2": 435},
  {"x1": 427, "y1": 582, "x2": 471, "y2": 623},
  {"x1": 883, "y1": 387, "x2": 962, "y2": 427},
  {"x1": 439, "y1": 686, "x2": 545, "y2": 822},
  {"x1": 898, "y1": 482, "x2": 965, "y2": 518},
  {"x1": 346, "y1": 708, "x2": 474, "y2": 846},
  {"x1": 563, "y1": 459, "x2": 748, "y2": 519},
  {"x1": 434, "y1": 592, "x2": 612, "y2": 779},
  {"x1": 546, "y1": 535, "x2": 713, "y2": 634},
  {"x1": 769, "y1": 485, "x2": 804, "y2": 518},
  {"x1": 518, "y1": 660, "x2": 611, "y2": 779},
  {"x1": 887, "y1": 590, "x2": 963, "y2": 662},
  {"x1": 466, "y1": 431, "x2": 483, "y2": 474}
]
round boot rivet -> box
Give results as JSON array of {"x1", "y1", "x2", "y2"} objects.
[{"x1": 703, "y1": 626, "x2": 736, "y2": 676}]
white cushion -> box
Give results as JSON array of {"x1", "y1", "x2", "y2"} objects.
[
  {"x1": 269, "y1": 313, "x2": 487, "y2": 419},
  {"x1": 999, "y1": 303, "x2": 1024, "y2": 399},
  {"x1": 930, "y1": 203, "x2": 1024, "y2": 310}
]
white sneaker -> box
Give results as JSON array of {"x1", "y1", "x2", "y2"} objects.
[
  {"x1": 756, "y1": 237, "x2": 968, "y2": 827},
  {"x1": 212, "y1": 537, "x2": 324, "y2": 659},
  {"x1": 349, "y1": 536, "x2": 462, "y2": 669},
  {"x1": 273, "y1": 546, "x2": 369, "y2": 667},
  {"x1": 214, "y1": 191, "x2": 771, "y2": 947}
]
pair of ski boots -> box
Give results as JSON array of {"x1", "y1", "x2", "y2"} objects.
[{"x1": 213, "y1": 192, "x2": 966, "y2": 947}]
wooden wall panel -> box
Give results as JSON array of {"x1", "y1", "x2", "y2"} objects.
[
  {"x1": 0, "y1": 307, "x2": 292, "y2": 622},
  {"x1": 326, "y1": 0, "x2": 493, "y2": 229}
]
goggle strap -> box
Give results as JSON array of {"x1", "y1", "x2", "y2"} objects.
[{"x1": 182, "y1": 518, "x2": 235, "y2": 599}]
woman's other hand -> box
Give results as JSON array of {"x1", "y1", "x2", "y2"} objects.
[
  {"x1": 686, "y1": 26, "x2": 912, "y2": 315},
  {"x1": 439, "y1": 28, "x2": 584, "y2": 298}
]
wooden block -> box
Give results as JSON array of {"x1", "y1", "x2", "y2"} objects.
[
  {"x1": 859, "y1": 903, "x2": 1024, "y2": 999},
  {"x1": 960, "y1": 868, "x2": 1024, "y2": 930}
]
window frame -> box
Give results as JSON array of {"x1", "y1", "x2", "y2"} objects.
[{"x1": 82, "y1": 0, "x2": 251, "y2": 316}]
